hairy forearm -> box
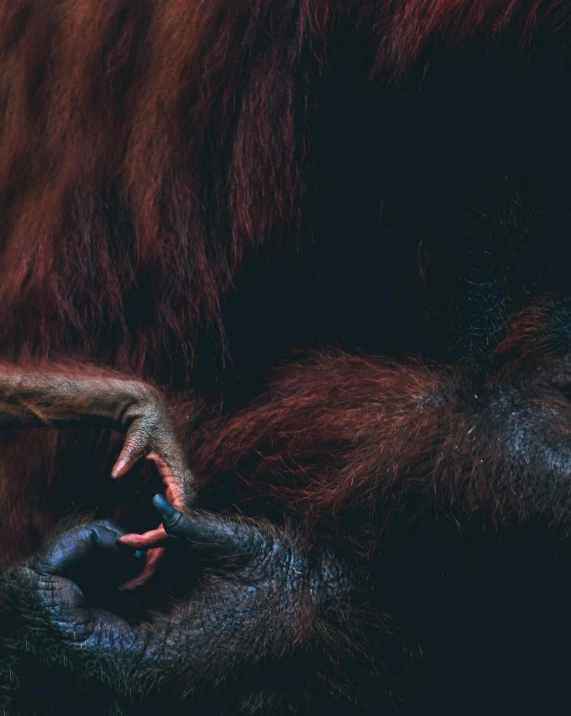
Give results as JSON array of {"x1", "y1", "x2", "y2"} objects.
[
  {"x1": 0, "y1": 362, "x2": 161, "y2": 431},
  {"x1": 197, "y1": 351, "x2": 571, "y2": 526},
  {"x1": 0, "y1": 362, "x2": 195, "y2": 517}
]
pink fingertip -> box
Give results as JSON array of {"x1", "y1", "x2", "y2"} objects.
[
  {"x1": 117, "y1": 534, "x2": 146, "y2": 547},
  {"x1": 119, "y1": 548, "x2": 165, "y2": 590},
  {"x1": 120, "y1": 575, "x2": 146, "y2": 591},
  {"x1": 111, "y1": 460, "x2": 127, "y2": 478}
]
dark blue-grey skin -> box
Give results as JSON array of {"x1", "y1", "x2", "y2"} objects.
[{"x1": 0, "y1": 496, "x2": 353, "y2": 715}]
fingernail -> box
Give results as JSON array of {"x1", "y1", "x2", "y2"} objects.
[{"x1": 153, "y1": 494, "x2": 182, "y2": 527}]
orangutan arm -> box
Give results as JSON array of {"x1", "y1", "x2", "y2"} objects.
[{"x1": 0, "y1": 362, "x2": 193, "y2": 504}]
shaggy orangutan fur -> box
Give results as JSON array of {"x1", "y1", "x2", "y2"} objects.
[
  {"x1": 0, "y1": 0, "x2": 566, "y2": 373},
  {"x1": 197, "y1": 340, "x2": 571, "y2": 543},
  {"x1": 1, "y1": 0, "x2": 570, "y2": 559},
  {"x1": 3, "y1": 1, "x2": 571, "y2": 712}
]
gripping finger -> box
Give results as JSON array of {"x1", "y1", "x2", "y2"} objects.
[
  {"x1": 152, "y1": 495, "x2": 263, "y2": 559},
  {"x1": 145, "y1": 451, "x2": 189, "y2": 507},
  {"x1": 35, "y1": 521, "x2": 127, "y2": 575},
  {"x1": 32, "y1": 521, "x2": 147, "y2": 592},
  {"x1": 117, "y1": 525, "x2": 168, "y2": 549},
  {"x1": 111, "y1": 438, "x2": 146, "y2": 478},
  {"x1": 119, "y1": 547, "x2": 166, "y2": 590}
]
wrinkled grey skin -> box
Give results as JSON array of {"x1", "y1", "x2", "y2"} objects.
[
  {"x1": 0, "y1": 366, "x2": 353, "y2": 713},
  {"x1": 0, "y1": 497, "x2": 350, "y2": 714}
]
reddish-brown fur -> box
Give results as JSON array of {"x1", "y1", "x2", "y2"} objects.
[
  {"x1": 0, "y1": 0, "x2": 565, "y2": 374},
  {"x1": 195, "y1": 348, "x2": 571, "y2": 560},
  {"x1": 3, "y1": 8, "x2": 571, "y2": 713},
  {"x1": 197, "y1": 354, "x2": 459, "y2": 519},
  {"x1": 0, "y1": 0, "x2": 570, "y2": 561}
]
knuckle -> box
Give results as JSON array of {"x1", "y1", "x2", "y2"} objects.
[{"x1": 6, "y1": 565, "x2": 35, "y2": 590}]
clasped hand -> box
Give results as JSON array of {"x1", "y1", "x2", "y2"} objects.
[{"x1": 3, "y1": 497, "x2": 317, "y2": 683}]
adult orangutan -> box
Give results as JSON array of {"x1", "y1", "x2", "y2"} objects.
[{"x1": 2, "y1": 0, "x2": 571, "y2": 714}]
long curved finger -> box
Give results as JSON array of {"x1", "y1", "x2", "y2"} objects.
[
  {"x1": 36, "y1": 521, "x2": 127, "y2": 575},
  {"x1": 116, "y1": 524, "x2": 168, "y2": 590},
  {"x1": 32, "y1": 521, "x2": 147, "y2": 594},
  {"x1": 111, "y1": 439, "x2": 146, "y2": 479},
  {"x1": 117, "y1": 524, "x2": 167, "y2": 549},
  {"x1": 152, "y1": 495, "x2": 265, "y2": 560},
  {"x1": 119, "y1": 547, "x2": 166, "y2": 590},
  {"x1": 145, "y1": 451, "x2": 188, "y2": 507}
]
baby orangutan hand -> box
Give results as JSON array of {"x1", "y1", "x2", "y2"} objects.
[{"x1": 0, "y1": 362, "x2": 196, "y2": 587}]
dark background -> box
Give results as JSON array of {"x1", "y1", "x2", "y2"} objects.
[{"x1": 187, "y1": 25, "x2": 571, "y2": 415}]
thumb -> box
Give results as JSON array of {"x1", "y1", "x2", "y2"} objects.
[{"x1": 153, "y1": 495, "x2": 265, "y2": 560}]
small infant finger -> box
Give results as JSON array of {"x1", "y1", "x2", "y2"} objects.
[
  {"x1": 120, "y1": 547, "x2": 166, "y2": 590},
  {"x1": 111, "y1": 443, "x2": 143, "y2": 479},
  {"x1": 117, "y1": 524, "x2": 168, "y2": 549},
  {"x1": 146, "y1": 452, "x2": 187, "y2": 506}
]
